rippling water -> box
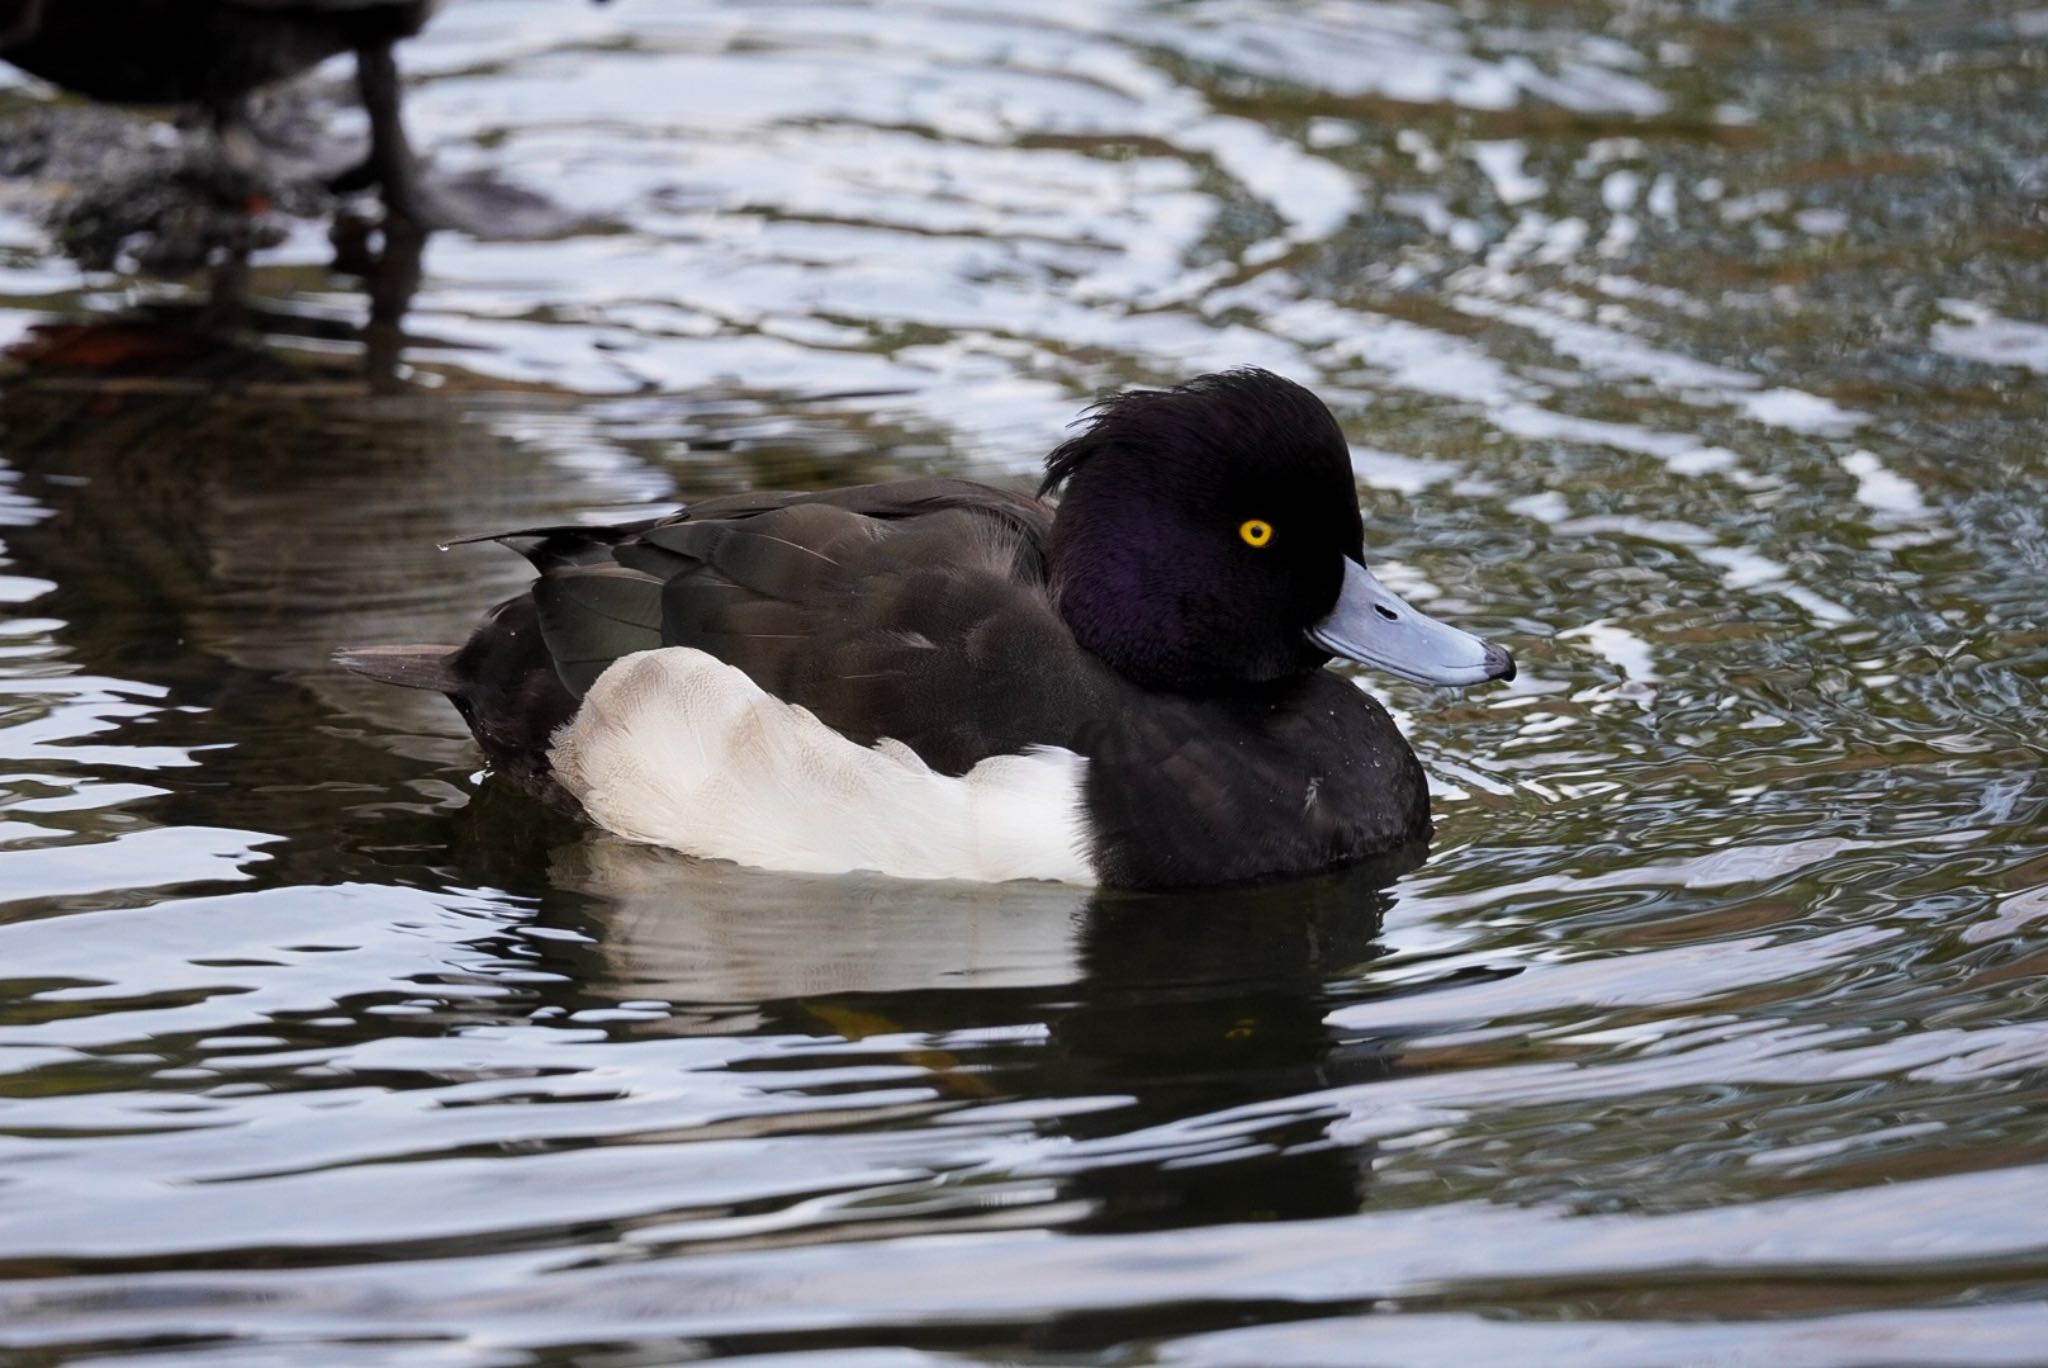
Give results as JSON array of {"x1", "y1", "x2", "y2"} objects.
[{"x1": 1, "y1": 1, "x2": 2046, "y2": 1362}]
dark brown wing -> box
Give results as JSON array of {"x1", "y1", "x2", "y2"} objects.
[{"x1": 470, "y1": 478, "x2": 1116, "y2": 779}]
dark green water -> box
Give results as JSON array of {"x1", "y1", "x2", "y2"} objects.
[{"x1": 0, "y1": 2, "x2": 2045, "y2": 1363}]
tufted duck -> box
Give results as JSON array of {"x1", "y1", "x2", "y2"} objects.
[{"x1": 341, "y1": 369, "x2": 1515, "y2": 888}]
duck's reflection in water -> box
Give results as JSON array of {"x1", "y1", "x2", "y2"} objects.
[
  {"x1": 4, "y1": 213, "x2": 427, "y2": 390},
  {"x1": 0, "y1": 304, "x2": 638, "y2": 900},
  {"x1": 325, "y1": 214, "x2": 428, "y2": 390},
  {"x1": 0, "y1": 277, "x2": 533, "y2": 692},
  {"x1": 539, "y1": 836, "x2": 1424, "y2": 1232}
]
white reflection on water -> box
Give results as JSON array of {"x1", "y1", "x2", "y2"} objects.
[{"x1": 2, "y1": 1163, "x2": 2046, "y2": 1348}]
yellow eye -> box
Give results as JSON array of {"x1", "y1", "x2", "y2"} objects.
[{"x1": 1239, "y1": 519, "x2": 1273, "y2": 548}]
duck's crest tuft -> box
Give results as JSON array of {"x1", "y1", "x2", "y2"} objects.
[{"x1": 1037, "y1": 367, "x2": 1321, "y2": 497}]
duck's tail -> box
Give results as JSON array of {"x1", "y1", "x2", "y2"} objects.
[{"x1": 334, "y1": 644, "x2": 463, "y2": 694}]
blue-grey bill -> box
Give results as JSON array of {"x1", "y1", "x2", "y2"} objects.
[{"x1": 1310, "y1": 559, "x2": 1515, "y2": 687}]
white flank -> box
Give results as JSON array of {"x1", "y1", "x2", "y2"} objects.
[{"x1": 549, "y1": 648, "x2": 1096, "y2": 885}]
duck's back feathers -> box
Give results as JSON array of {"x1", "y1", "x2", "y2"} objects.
[{"x1": 363, "y1": 478, "x2": 1110, "y2": 787}]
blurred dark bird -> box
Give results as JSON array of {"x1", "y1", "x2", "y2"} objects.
[{"x1": 0, "y1": 0, "x2": 444, "y2": 223}]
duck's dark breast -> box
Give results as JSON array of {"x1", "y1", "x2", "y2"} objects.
[{"x1": 1078, "y1": 671, "x2": 1430, "y2": 888}]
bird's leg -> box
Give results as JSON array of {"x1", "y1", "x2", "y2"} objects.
[
  {"x1": 201, "y1": 94, "x2": 272, "y2": 209},
  {"x1": 351, "y1": 37, "x2": 433, "y2": 228}
]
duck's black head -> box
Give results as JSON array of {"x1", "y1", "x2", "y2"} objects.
[{"x1": 1042, "y1": 368, "x2": 1514, "y2": 694}]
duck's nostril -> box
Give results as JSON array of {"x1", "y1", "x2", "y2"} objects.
[{"x1": 1374, "y1": 604, "x2": 1399, "y2": 621}]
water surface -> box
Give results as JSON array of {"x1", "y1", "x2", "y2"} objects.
[{"x1": 1, "y1": 1, "x2": 2046, "y2": 1362}]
